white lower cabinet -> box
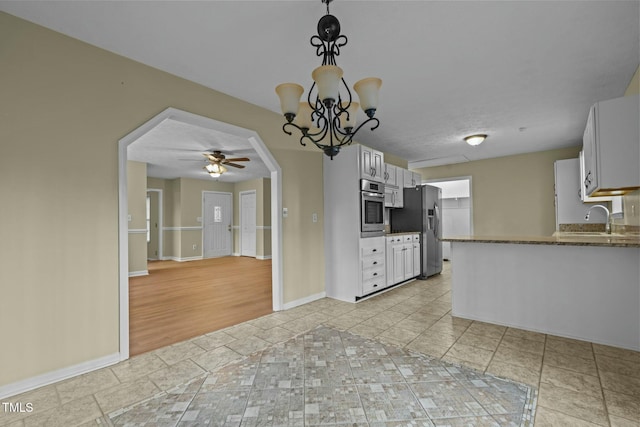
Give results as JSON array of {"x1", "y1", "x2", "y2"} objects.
[
  {"x1": 360, "y1": 237, "x2": 386, "y2": 297},
  {"x1": 386, "y1": 233, "x2": 420, "y2": 287},
  {"x1": 413, "y1": 236, "x2": 421, "y2": 277}
]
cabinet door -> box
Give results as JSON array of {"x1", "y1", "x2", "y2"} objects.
[
  {"x1": 403, "y1": 169, "x2": 413, "y2": 188},
  {"x1": 413, "y1": 242, "x2": 421, "y2": 276},
  {"x1": 403, "y1": 244, "x2": 414, "y2": 280},
  {"x1": 384, "y1": 164, "x2": 397, "y2": 186},
  {"x1": 413, "y1": 172, "x2": 422, "y2": 187},
  {"x1": 392, "y1": 245, "x2": 405, "y2": 284},
  {"x1": 555, "y1": 159, "x2": 607, "y2": 228},
  {"x1": 385, "y1": 238, "x2": 395, "y2": 286},
  {"x1": 361, "y1": 147, "x2": 374, "y2": 179},
  {"x1": 582, "y1": 106, "x2": 598, "y2": 195},
  {"x1": 384, "y1": 187, "x2": 394, "y2": 208},
  {"x1": 372, "y1": 150, "x2": 384, "y2": 182}
]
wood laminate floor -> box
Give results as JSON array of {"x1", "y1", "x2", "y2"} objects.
[{"x1": 129, "y1": 256, "x2": 272, "y2": 356}]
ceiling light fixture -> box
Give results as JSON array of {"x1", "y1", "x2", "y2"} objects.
[
  {"x1": 205, "y1": 162, "x2": 227, "y2": 178},
  {"x1": 464, "y1": 134, "x2": 487, "y2": 146},
  {"x1": 275, "y1": 0, "x2": 382, "y2": 159}
]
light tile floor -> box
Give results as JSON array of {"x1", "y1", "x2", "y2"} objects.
[{"x1": 1, "y1": 261, "x2": 638, "y2": 426}]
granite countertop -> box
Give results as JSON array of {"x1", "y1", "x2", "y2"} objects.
[
  {"x1": 441, "y1": 233, "x2": 640, "y2": 248},
  {"x1": 386, "y1": 231, "x2": 421, "y2": 236}
]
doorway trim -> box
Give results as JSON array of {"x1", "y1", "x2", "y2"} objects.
[
  {"x1": 118, "y1": 107, "x2": 284, "y2": 360},
  {"x1": 147, "y1": 188, "x2": 163, "y2": 261},
  {"x1": 424, "y1": 176, "x2": 474, "y2": 235}
]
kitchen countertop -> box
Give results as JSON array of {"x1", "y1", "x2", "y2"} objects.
[
  {"x1": 386, "y1": 231, "x2": 421, "y2": 236},
  {"x1": 441, "y1": 233, "x2": 640, "y2": 248}
]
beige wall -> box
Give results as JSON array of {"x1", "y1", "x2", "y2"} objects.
[
  {"x1": 416, "y1": 146, "x2": 582, "y2": 236},
  {"x1": 0, "y1": 12, "x2": 323, "y2": 387},
  {"x1": 276, "y1": 149, "x2": 325, "y2": 302},
  {"x1": 624, "y1": 65, "x2": 639, "y2": 97}
]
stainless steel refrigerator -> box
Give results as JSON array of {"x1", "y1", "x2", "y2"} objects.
[{"x1": 390, "y1": 184, "x2": 442, "y2": 278}]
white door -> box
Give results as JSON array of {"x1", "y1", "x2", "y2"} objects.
[
  {"x1": 203, "y1": 192, "x2": 232, "y2": 258},
  {"x1": 240, "y1": 191, "x2": 257, "y2": 257}
]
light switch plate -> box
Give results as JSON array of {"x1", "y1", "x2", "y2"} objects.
[
  {"x1": 312, "y1": 213, "x2": 318, "y2": 223},
  {"x1": 283, "y1": 207, "x2": 288, "y2": 218}
]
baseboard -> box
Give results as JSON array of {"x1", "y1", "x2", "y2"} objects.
[
  {"x1": 283, "y1": 291, "x2": 326, "y2": 310},
  {"x1": 0, "y1": 353, "x2": 121, "y2": 400},
  {"x1": 165, "y1": 256, "x2": 203, "y2": 262},
  {"x1": 256, "y1": 255, "x2": 272, "y2": 260},
  {"x1": 232, "y1": 252, "x2": 241, "y2": 257},
  {"x1": 128, "y1": 270, "x2": 148, "y2": 277}
]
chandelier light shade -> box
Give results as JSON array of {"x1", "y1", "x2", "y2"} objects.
[
  {"x1": 275, "y1": 0, "x2": 382, "y2": 159},
  {"x1": 275, "y1": 83, "x2": 304, "y2": 120}
]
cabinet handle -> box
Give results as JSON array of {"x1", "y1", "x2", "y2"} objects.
[
  {"x1": 372, "y1": 249, "x2": 377, "y2": 252},
  {"x1": 373, "y1": 284, "x2": 378, "y2": 288},
  {"x1": 373, "y1": 272, "x2": 378, "y2": 276},
  {"x1": 373, "y1": 261, "x2": 378, "y2": 265}
]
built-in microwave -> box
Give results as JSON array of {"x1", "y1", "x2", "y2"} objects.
[{"x1": 360, "y1": 179, "x2": 385, "y2": 237}]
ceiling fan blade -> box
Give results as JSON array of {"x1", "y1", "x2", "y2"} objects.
[
  {"x1": 225, "y1": 162, "x2": 246, "y2": 169},
  {"x1": 223, "y1": 157, "x2": 250, "y2": 162}
]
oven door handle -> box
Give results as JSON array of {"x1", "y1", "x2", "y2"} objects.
[{"x1": 362, "y1": 192, "x2": 384, "y2": 198}]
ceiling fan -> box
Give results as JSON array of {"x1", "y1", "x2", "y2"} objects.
[{"x1": 202, "y1": 150, "x2": 250, "y2": 169}]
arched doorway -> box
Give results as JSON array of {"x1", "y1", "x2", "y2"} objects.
[{"x1": 117, "y1": 108, "x2": 283, "y2": 360}]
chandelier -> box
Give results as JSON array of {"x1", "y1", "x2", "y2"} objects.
[{"x1": 275, "y1": 0, "x2": 382, "y2": 159}]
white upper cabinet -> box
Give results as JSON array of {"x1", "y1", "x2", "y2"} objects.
[
  {"x1": 579, "y1": 151, "x2": 612, "y2": 202},
  {"x1": 554, "y1": 158, "x2": 607, "y2": 229},
  {"x1": 582, "y1": 94, "x2": 639, "y2": 197},
  {"x1": 360, "y1": 145, "x2": 384, "y2": 183},
  {"x1": 383, "y1": 163, "x2": 398, "y2": 187},
  {"x1": 403, "y1": 169, "x2": 422, "y2": 188}
]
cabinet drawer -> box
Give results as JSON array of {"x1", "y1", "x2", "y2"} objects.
[
  {"x1": 362, "y1": 265, "x2": 385, "y2": 281},
  {"x1": 362, "y1": 254, "x2": 385, "y2": 270},
  {"x1": 362, "y1": 276, "x2": 386, "y2": 295},
  {"x1": 361, "y1": 245, "x2": 384, "y2": 257}
]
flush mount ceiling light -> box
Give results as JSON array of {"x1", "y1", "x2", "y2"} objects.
[
  {"x1": 464, "y1": 134, "x2": 487, "y2": 146},
  {"x1": 275, "y1": 0, "x2": 382, "y2": 159}
]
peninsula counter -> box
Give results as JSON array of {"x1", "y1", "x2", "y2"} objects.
[{"x1": 442, "y1": 234, "x2": 640, "y2": 351}]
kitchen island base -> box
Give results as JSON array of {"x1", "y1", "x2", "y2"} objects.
[{"x1": 450, "y1": 241, "x2": 640, "y2": 351}]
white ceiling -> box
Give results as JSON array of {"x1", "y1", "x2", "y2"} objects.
[
  {"x1": 128, "y1": 118, "x2": 271, "y2": 182},
  {"x1": 2, "y1": 0, "x2": 638, "y2": 175}
]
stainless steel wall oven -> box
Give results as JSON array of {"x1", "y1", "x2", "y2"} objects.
[{"x1": 360, "y1": 179, "x2": 385, "y2": 237}]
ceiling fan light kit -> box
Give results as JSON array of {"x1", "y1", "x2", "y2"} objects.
[
  {"x1": 275, "y1": 0, "x2": 382, "y2": 159},
  {"x1": 201, "y1": 150, "x2": 249, "y2": 178}
]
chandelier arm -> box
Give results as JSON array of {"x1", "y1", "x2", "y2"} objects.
[
  {"x1": 283, "y1": 122, "x2": 307, "y2": 146},
  {"x1": 349, "y1": 117, "x2": 381, "y2": 136}
]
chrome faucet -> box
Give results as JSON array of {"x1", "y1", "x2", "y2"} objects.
[{"x1": 585, "y1": 204, "x2": 611, "y2": 234}]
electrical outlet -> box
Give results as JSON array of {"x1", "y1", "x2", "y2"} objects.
[
  {"x1": 192, "y1": 244, "x2": 197, "y2": 250},
  {"x1": 312, "y1": 213, "x2": 318, "y2": 223},
  {"x1": 283, "y1": 207, "x2": 288, "y2": 218}
]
